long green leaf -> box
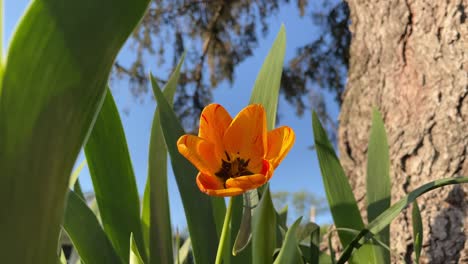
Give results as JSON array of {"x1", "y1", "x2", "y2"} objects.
[
  {"x1": 230, "y1": 195, "x2": 253, "y2": 263},
  {"x1": 153, "y1": 80, "x2": 219, "y2": 264},
  {"x1": 232, "y1": 25, "x2": 286, "y2": 264},
  {"x1": 412, "y1": 201, "x2": 422, "y2": 263},
  {"x1": 0, "y1": 0, "x2": 149, "y2": 262},
  {"x1": 252, "y1": 186, "x2": 277, "y2": 264},
  {"x1": 85, "y1": 89, "x2": 146, "y2": 262},
  {"x1": 312, "y1": 112, "x2": 376, "y2": 263},
  {"x1": 232, "y1": 190, "x2": 258, "y2": 256},
  {"x1": 130, "y1": 233, "x2": 144, "y2": 264},
  {"x1": 366, "y1": 108, "x2": 391, "y2": 263},
  {"x1": 249, "y1": 24, "x2": 286, "y2": 130},
  {"x1": 177, "y1": 238, "x2": 192, "y2": 264},
  {"x1": 273, "y1": 217, "x2": 304, "y2": 264},
  {"x1": 69, "y1": 159, "x2": 87, "y2": 189},
  {"x1": 143, "y1": 53, "x2": 185, "y2": 264},
  {"x1": 63, "y1": 191, "x2": 121, "y2": 264},
  {"x1": 338, "y1": 176, "x2": 468, "y2": 263},
  {"x1": 299, "y1": 245, "x2": 333, "y2": 264}
]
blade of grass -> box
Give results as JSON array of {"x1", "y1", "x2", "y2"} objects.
[
  {"x1": 234, "y1": 25, "x2": 286, "y2": 263},
  {"x1": 273, "y1": 217, "x2": 304, "y2": 264},
  {"x1": 59, "y1": 249, "x2": 67, "y2": 264},
  {"x1": 337, "y1": 176, "x2": 468, "y2": 263},
  {"x1": 312, "y1": 112, "x2": 378, "y2": 263},
  {"x1": 130, "y1": 233, "x2": 144, "y2": 264},
  {"x1": 144, "y1": 53, "x2": 185, "y2": 264},
  {"x1": 366, "y1": 108, "x2": 391, "y2": 263},
  {"x1": 0, "y1": 0, "x2": 149, "y2": 262},
  {"x1": 69, "y1": 159, "x2": 87, "y2": 189},
  {"x1": 310, "y1": 223, "x2": 321, "y2": 264},
  {"x1": 177, "y1": 238, "x2": 192, "y2": 264},
  {"x1": 73, "y1": 179, "x2": 85, "y2": 200},
  {"x1": 249, "y1": 24, "x2": 286, "y2": 130},
  {"x1": 63, "y1": 191, "x2": 121, "y2": 264},
  {"x1": 85, "y1": 89, "x2": 146, "y2": 262},
  {"x1": 412, "y1": 201, "x2": 423, "y2": 263},
  {"x1": 230, "y1": 195, "x2": 253, "y2": 263},
  {"x1": 252, "y1": 185, "x2": 277, "y2": 264},
  {"x1": 153, "y1": 80, "x2": 220, "y2": 264}
]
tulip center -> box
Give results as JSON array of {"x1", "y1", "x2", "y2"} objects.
[{"x1": 215, "y1": 151, "x2": 253, "y2": 184}]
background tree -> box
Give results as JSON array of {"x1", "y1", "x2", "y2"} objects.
[
  {"x1": 115, "y1": 0, "x2": 349, "y2": 137},
  {"x1": 339, "y1": 0, "x2": 467, "y2": 263},
  {"x1": 271, "y1": 190, "x2": 329, "y2": 222}
]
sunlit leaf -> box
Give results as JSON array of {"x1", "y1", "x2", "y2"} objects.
[
  {"x1": 130, "y1": 233, "x2": 144, "y2": 264},
  {"x1": 366, "y1": 108, "x2": 391, "y2": 263},
  {"x1": 85, "y1": 89, "x2": 146, "y2": 262},
  {"x1": 177, "y1": 237, "x2": 191, "y2": 264},
  {"x1": 69, "y1": 159, "x2": 87, "y2": 189},
  {"x1": 143, "y1": 53, "x2": 185, "y2": 264},
  {"x1": 252, "y1": 186, "x2": 277, "y2": 264},
  {"x1": 63, "y1": 191, "x2": 121, "y2": 264},
  {"x1": 249, "y1": 24, "x2": 286, "y2": 130},
  {"x1": 231, "y1": 25, "x2": 286, "y2": 263},
  {"x1": 0, "y1": 0, "x2": 149, "y2": 262},
  {"x1": 412, "y1": 201, "x2": 422, "y2": 263},
  {"x1": 312, "y1": 112, "x2": 377, "y2": 263},
  {"x1": 338, "y1": 176, "x2": 468, "y2": 263},
  {"x1": 273, "y1": 217, "x2": 303, "y2": 264},
  {"x1": 153, "y1": 78, "x2": 220, "y2": 264}
]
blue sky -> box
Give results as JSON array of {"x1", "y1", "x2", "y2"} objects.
[{"x1": 5, "y1": 1, "x2": 339, "y2": 227}]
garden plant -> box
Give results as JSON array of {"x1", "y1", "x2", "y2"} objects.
[{"x1": 0, "y1": 1, "x2": 466, "y2": 264}]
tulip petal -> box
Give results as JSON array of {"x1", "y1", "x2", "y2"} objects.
[
  {"x1": 205, "y1": 188, "x2": 245, "y2": 197},
  {"x1": 198, "y1": 104, "x2": 232, "y2": 147},
  {"x1": 177, "y1": 135, "x2": 222, "y2": 174},
  {"x1": 197, "y1": 174, "x2": 244, "y2": 197},
  {"x1": 223, "y1": 104, "x2": 267, "y2": 163},
  {"x1": 265, "y1": 126, "x2": 295, "y2": 168},
  {"x1": 225, "y1": 173, "x2": 268, "y2": 189},
  {"x1": 196, "y1": 172, "x2": 224, "y2": 190}
]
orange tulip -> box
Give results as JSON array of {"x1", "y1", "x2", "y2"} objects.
[{"x1": 177, "y1": 103, "x2": 295, "y2": 197}]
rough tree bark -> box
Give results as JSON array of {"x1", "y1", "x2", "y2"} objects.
[{"x1": 339, "y1": 0, "x2": 467, "y2": 263}]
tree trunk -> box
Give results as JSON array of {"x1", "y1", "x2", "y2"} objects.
[{"x1": 339, "y1": 0, "x2": 467, "y2": 263}]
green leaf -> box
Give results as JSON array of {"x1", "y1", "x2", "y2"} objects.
[
  {"x1": 144, "y1": 53, "x2": 185, "y2": 264},
  {"x1": 312, "y1": 112, "x2": 376, "y2": 263},
  {"x1": 231, "y1": 25, "x2": 286, "y2": 263},
  {"x1": 63, "y1": 191, "x2": 121, "y2": 264},
  {"x1": 69, "y1": 159, "x2": 87, "y2": 189},
  {"x1": 232, "y1": 190, "x2": 258, "y2": 257},
  {"x1": 277, "y1": 205, "x2": 288, "y2": 229},
  {"x1": 153, "y1": 78, "x2": 219, "y2": 264},
  {"x1": 73, "y1": 179, "x2": 85, "y2": 201},
  {"x1": 252, "y1": 186, "x2": 277, "y2": 264},
  {"x1": 338, "y1": 176, "x2": 468, "y2": 263},
  {"x1": 85, "y1": 89, "x2": 146, "y2": 262},
  {"x1": 58, "y1": 249, "x2": 67, "y2": 264},
  {"x1": 310, "y1": 223, "x2": 321, "y2": 264},
  {"x1": 300, "y1": 245, "x2": 333, "y2": 264},
  {"x1": 230, "y1": 195, "x2": 252, "y2": 263},
  {"x1": 273, "y1": 217, "x2": 304, "y2": 264},
  {"x1": 177, "y1": 238, "x2": 192, "y2": 264},
  {"x1": 249, "y1": 24, "x2": 286, "y2": 130},
  {"x1": 130, "y1": 233, "x2": 144, "y2": 264},
  {"x1": 412, "y1": 201, "x2": 423, "y2": 263},
  {"x1": 0, "y1": 0, "x2": 149, "y2": 262},
  {"x1": 366, "y1": 108, "x2": 391, "y2": 263}
]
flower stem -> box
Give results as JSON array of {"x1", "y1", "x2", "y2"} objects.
[{"x1": 215, "y1": 197, "x2": 233, "y2": 264}]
